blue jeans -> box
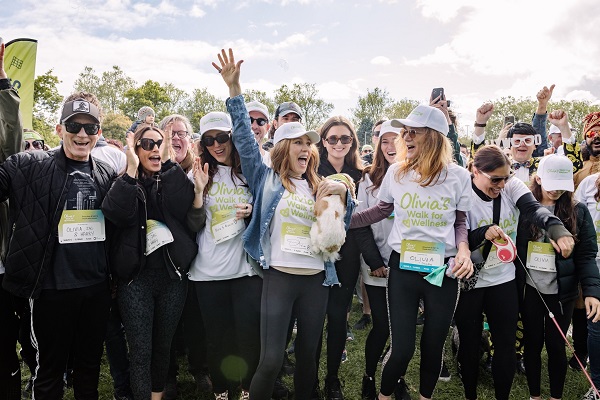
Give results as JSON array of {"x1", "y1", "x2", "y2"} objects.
[{"x1": 588, "y1": 318, "x2": 600, "y2": 387}]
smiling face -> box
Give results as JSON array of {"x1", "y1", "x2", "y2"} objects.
[
  {"x1": 379, "y1": 132, "x2": 398, "y2": 164},
  {"x1": 203, "y1": 130, "x2": 232, "y2": 166},
  {"x1": 170, "y1": 120, "x2": 190, "y2": 163},
  {"x1": 401, "y1": 126, "x2": 429, "y2": 160},
  {"x1": 473, "y1": 165, "x2": 511, "y2": 198},
  {"x1": 249, "y1": 110, "x2": 270, "y2": 143},
  {"x1": 58, "y1": 114, "x2": 100, "y2": 161},
  {"x1": 137, "y1": 129, "x2": 163, "y2": 176},
  {"x1": 322, "y1": 125, "x2": 353, "y2": 163},
  {"x1": 288, "y1": 134, "x2": 313, "y2": 177},
  {"x1": 510, "y1": 134, "x2": 535, "y2": 163}
]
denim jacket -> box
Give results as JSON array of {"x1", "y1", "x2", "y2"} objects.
[{"x1": 226, "y1": 95, "x2": 355, "y2": 286}]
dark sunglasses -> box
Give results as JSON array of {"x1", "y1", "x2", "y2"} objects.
[
  {"x1": 25, "y1": 140, "x2": 44, "y2": 150},
  {"x1": 481, "y1": 170, "x2": 514, "y2": 185},
  {"x1": 250, "y1": 117, "x2": 268, "y2": 126},
  {"x1": 401, "y1": 128, "x2": 428, "y2": 139},
  {"x1": 324, "y1": 135, "x2": 353, "y2": 145},
  {"x1": 201, "y1": 134, "x2": 231, "y2": 147},
  {"x1": 137, "y1": 138, "x2": 163, "y2": 151},
  {"x1": 586, "y1": 130, "x2": 600, "y2": 139},
  {"x1": 64, "y1": 122, "x2": 100, "y2": 135}
]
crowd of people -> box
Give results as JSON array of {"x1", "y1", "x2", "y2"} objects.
[{"x1": 2, "y1": 43, "x2": 600, "y2": 400}]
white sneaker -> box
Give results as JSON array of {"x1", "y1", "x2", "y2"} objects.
[{"x1": 582, "y1": 387, "x2": 600, "y2": 400}]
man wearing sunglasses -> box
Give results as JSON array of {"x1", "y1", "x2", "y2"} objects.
[
  {"x1": 246, "y1": 100, "x2": 271, "y2": 163},
  {"x1": 574, "y1": 112, "x2": 600, "y2": 187},
  {"x1": 0, "y1": 92, "x2": 117, "y2": 399}
]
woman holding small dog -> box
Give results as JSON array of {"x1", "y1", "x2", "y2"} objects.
[
  {"x1": 455, "y1": 146, "x2": 575, "y2": 400},
  {"x1": 518, "y1": 155, "x2": 600, "y2": 400},
  {"x1": 212, "y1": 49, "x2": 354, "y2": 400},
  {"x1": 350, "y1": 104, "x2": 473, "y2": 400}
]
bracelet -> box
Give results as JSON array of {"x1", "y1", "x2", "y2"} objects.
[{"x1": 474, "y1": 122, "x2": 487, "y2": 128}]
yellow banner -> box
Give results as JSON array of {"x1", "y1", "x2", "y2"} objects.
[{"x1": 5, "y1": 38, "x2": 37, "y2": 129}]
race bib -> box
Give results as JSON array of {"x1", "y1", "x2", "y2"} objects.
[
  {"x1": 281, "y1": 222, "x2": 312, "y2": 256},
  {"x1": 58, "y1": 210, "x2": 106, "y2": 244},
  {"x1": 399, "y1": 240, "x2": 444, "y2": 273},
  {"x1": 146, "y1": 219, "x2": 174, "y2": 255},
  {"x1": 483, "y1": 246, "x2": 503, "y2": 270},
  {"x1": 526, "y1": 242, "x2": 556, "y2": 272},
  {"x1": 211, "y1": 209, "x2": 244, "y2": 244}
]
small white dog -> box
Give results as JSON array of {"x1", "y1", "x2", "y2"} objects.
[{"x1": 310, "y1": 173, "x2": 356, "y2": 262}]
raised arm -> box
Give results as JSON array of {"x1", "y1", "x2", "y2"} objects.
[{"x1": 0, "y1": 41, "x2": 23, "y2": 161}]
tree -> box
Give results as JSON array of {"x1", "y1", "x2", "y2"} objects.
[
  {"x1": 182, "y1": 88, "x2": 225, "y2": 130},
  {"x1": 33, "y1": 69, "x2": 63, "y2": 146},
  {"x1": 350, "y1": 87, "x2": 393, "y2": 129},
  {"x1": 244, "y1": 89, "x2": 276, "y2": 117},
  {"x1": 98, "y1": 66, "x2": 136, "y2": 114},
  {"x1": 273, "y1": 83, "x2": 333, "y2": 130},
  {"x1": 385, "y1": 99, "x2": 419, "y2": 120},
  {"x1": 163, "y1": 83, "x2": 189, "y2": 116},
  {"x1": 73, "y1": 66, "x2": 101, "y2": 95},
  {"x1": 101, "y1": 113, "x2": 133, "y2": 143},
  {"x1": 356, "y1": 117, "x2": 374, "y2": 147},
  {"x1": 120, "y1": 80, "x2": 171, "y2": 121}
]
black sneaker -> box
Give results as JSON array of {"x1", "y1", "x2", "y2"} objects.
[
  {"x1": 570, "y1": 354, "x2": 587, "y2": 371},
  {"x1": 272, "y1": 376, "x2": 290, "y2": 400},
  {"x1": 361, "y1": 376, "x2": 376, "y2": 400},
  {"x1": 438, "y1": 362, "x2": 451, "y2": 382},
  {"x1": 394, "y1": 378, "x2": 412, "y2": 400},
  {"x1": 324, "y1": 376, "x2": 344, "y2": 400},
  {"x1": 354, "y1": 314, "x2": 372, "y2": 330}
]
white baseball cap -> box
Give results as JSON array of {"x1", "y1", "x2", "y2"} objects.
[
  {"x1": 549, "y1": 122, "x2": 573, "y2": 135},
  {"x1": 199, "y1": 112, "x2": 232, "y2": 136},
  {"x1": 379, "y1": 120, "x2": 402, "y2": 136},
  {"x1": 246, "y1": 101, "x2": 270, "y2": 120},
  {"x1": 537, "y1": 154, "x2": 574, "y2": 192},
  {"x1": 391, "y1": 105, "x2": 449, "y2": 136},
  {"x1": 273, "y1": 122, "x2": 319, "y2": 146}
]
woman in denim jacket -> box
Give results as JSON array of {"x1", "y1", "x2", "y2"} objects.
[{"x1": 213, "y1": 49, "x2": 354, "y2": 400}]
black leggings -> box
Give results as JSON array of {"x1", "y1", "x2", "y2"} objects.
[
  {"x1": 250, "y1": 268, "x2": 328, "y2": 400},
  {"x1": 194, "y1": 275, "x2": 262, "y2": 393},
  {"x1": 118, "y1": 267, "x2": 186, "y2": 399},
  {"x1": 364, "y1": 284, "x2": 389, "y2": 378},
  {"x1": 522, "y1": 284, "x2": 574, "y2": 398},
  {"x1": 0, "y1": 276, "x2": 21, "y2": 399},
  {"x1": 380, "y1": 252, "x2": 459, "y2": 398},
  {"x1": 455, "y1": 279, "x2": 519, "y2": 400}
]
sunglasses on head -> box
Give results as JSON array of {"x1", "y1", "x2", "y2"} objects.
[
  {"x1": 201, "y1": 133, "x2": 231, "y2": 147},
  {"x1": 586, "y1": 130, "x2": 600, "y2": 139},
  {"x1": 510, "y1": 137, "x2": 534, "y2": 147},
  {"x1": 63, "y1": 122, "x2": 100, "y2": 135},
  {"x1": 250, "y1": 117, "x2": 268, "y2": 126},
  {"x1": 25, "y1": 140, "x2": 44, "y2": 150},
  {"x1": 137, "y1": 138, "x2": 163, "y2": 151},
  {"x1": 481, "y1": 170, "x2": 514, "y2": 185},
  {"x1": 324, "y1": 135, "x2": 353, "y2": 145}
]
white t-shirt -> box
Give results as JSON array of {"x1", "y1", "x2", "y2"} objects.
[
  {"x1": 188, "y1": 165, "x2": 254, "y2": 281},
  {"x1": 468, "y1": 177, "x2": 531, "y2": 288},
  {"x1": 575, "y1": 173, "x2": 600, "y2": 261},
  {"x1": 357, "y1": 173, "x2": 393, "y2": 287},
  {"x1": 377, "y1": 162, "x2": 472, "y2": 258},
  {"x1": 92, "y1": 145, "x2": 126, "y2": 175},
  {"x1": 269, "y1": 178, "x2": 323, "y2": 271}
]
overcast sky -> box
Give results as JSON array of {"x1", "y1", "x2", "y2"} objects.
[{"x1": 2, "y1": 0, "x2": 599, "y2": 135}]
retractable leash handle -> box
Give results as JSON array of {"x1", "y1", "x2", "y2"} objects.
[
  {"x1": 515, "y1": 252, "x2": 600, "y2": 397},
  {"x1": 492, "y1": 235, "x2": 516, "y2": 263}
]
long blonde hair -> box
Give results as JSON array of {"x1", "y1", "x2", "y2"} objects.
[
  {"x1": 395, "y1": 128, "x2": 453, "y2": 186},
  {"x1": 271, "y1": 139, "x2": 322, "y2": 195}
]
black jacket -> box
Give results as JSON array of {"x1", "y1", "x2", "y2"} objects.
[
  {"x1": 516, "y1": 202, "x2": 600, "y2": 305},
  {"x1": 0, "y1": 147, "x2": 116, "y2": 298},
  {"x1": 101, "y1": 160, "x2": 197, "y2": 283}
]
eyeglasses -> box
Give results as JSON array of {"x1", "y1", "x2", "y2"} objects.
[
  {"x1": 586, "y1": 130, "x2": 600, "y2": 139},
  {"x1": 324, "y1": 135, "x2": 353, "y2": 145},
  {"x1": 250, "y1": 117, "x2": 268, "y2": 126},
  {"x1": 137, "y1": 138, "x2": 163, "y2": 151},
  {"x1": 201, "y1": 134, "x2": 231, "y2": 147},
  {"x1": 401, "y1": 128, "x2": 428, "y2": 139},
  {"x1": 64, "y1": 122, "x2": 100, "y2": 135},
  {"x1": 171, "y1": 130, "x2": 189, "y2": 139},
  {"x1": 25, "y1": 140, "x2": 44, "y2": 150},
  {"x1": 480, "y1": 170, "x2": 513, "y2": 185},
  {"x1": 510, "y1": 137, "x2": 534, "y2": 147},
  {"x1": 373, "y1": 130, "x2": 381, "y2": 137},
  {"x1": 362, "y1": 150, "x2": 372, "y2": 154}
]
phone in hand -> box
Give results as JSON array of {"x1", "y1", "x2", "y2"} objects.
[
  {"x1": 431, "y1": 87, "x2": 444, "y2": 103},
  {"x1": 504, "y1": 115, "x2": 515, "y2": 125}
]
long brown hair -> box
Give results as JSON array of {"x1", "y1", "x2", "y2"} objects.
[
  {"x1": 200, "y1": 133, "x2": 246, "y2": 198},
  {"x1": 316, "y1": 116, "x2": 363, "y2": 172},
  {"x1": 395, "y1": 128, "x2": 452, "y2": 187},
  {"x1": 271, "y1": 139, "x2": 322, "y2": 195},
  {"x1": 529, "y1": 174, "x2": 578, "y2": 238},
  {"x1": 363, "y1": 133, "x2": 395, "y2": 193}
]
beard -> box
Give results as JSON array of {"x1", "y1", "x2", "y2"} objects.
[{"x1": 589, "y1": 139, "x2": 600, "y2": 157}]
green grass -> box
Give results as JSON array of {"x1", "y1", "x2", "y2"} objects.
[{"x1": 21, "y1": 298, "x2": 593, "y2": 399}]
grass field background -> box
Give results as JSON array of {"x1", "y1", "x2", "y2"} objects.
[{"x1": 21, "y1": 299, "x2": 593, "y2": 399}]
